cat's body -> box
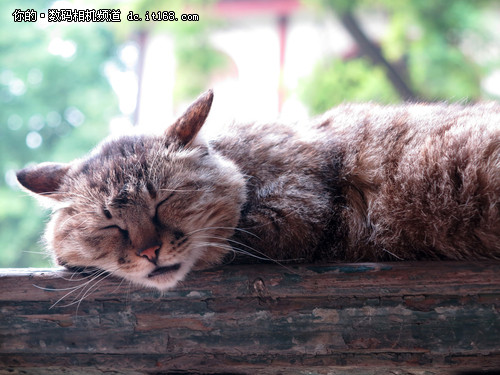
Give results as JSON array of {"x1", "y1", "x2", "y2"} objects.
[
  {"x1": 220, "y1": 101, "x2": 500, "y2": 263},
  {"x1": 17, "y1": 91, "x2": 500, "y2": 290}
]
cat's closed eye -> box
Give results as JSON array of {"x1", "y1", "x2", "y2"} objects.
[
  {"x1": 154, "y1": 194, "x2": 175, "y2": 218},
  {"x1": 100, "y1": 225, "x2": 129, "y2": 242}
]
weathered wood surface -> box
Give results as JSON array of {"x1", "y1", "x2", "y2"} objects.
[{"x1": 0, "y1": 262, "x2": 499, "y2": 375}]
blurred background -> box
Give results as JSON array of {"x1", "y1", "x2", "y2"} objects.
[{"x1": 1, "y1": 0, "x2": 500, "y2": 267}]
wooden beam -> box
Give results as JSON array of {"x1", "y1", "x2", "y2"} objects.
[{"x1": 1, "y1": 262, "x2": 499, "y2": 374}]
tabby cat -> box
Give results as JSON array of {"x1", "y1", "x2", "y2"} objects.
[{"x1": 17, "y1": 90, "x2": 500, "y2": 291}]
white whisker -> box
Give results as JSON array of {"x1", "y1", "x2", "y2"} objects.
[
  {"x1": 158, "y1": 187, "x2": 200, "y2": 193},
  {"x1": 70, "y1": 271, "x2": 117, "y2": 313},
  {"x1": 193, "y1": 242, "x2": 271, "y2": 262},
  {"x1": 46, "y1": 267, "x2": 116, "y2": 310},
  {"x1": 187, "y1": 226, "x2": 260, "y2": 239},
  {"x1": 59, "y1": 269, "x2": 103, "y2": 282},
  {"x1": 21, "y1": 250, "x2": 48, "y2": 255},
  {"x1": 33, "y1": 284, "x2": 87, "y2": 292},
  {"x1": 193, "y1": 236, "x2": 302, "y2": 274},
  {"x1": 57, "y1": 210, "x2": 95, "y2": 229}
]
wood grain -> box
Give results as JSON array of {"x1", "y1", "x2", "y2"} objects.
[{"x1": 0, "y1": 262, "x2": 499, "y2": 374}]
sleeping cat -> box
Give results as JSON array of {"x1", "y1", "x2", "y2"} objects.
[{"x1": 17, "y1": 90, "x2": 500, "y2": 291}]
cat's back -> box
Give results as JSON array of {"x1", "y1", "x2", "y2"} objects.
[
  {"x1": 312, "y1": 101, "x2": 500, "y2": 188},
  {"x1": 315, "y1": 102, "x2": 500, "y2": 260},
  {"x1": 314, "y1": 101, "x2": 500, "y2": 141}
]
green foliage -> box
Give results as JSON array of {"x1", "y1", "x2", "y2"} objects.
[
  {"x1": 301, "y1": 0, "x2": 498, "y2": 112},
  {"x1": 171, "y1": 22, "x2": 229, "y2": 101},
  {"x1": 301, "y1": 58, "x2": 399, "y2": 115},
  {"x1": 0, "y1": 187, "x2": 51, "y2": 267},
  {"x1": 1, "y1": 1, "x2": 120, "y2": 267},
  {"x1": 382, "y1": 0, "x2": 486, "y2": 101},
  {"x1": 408, "y1": 37, "x2": 481, "y2": 101}
]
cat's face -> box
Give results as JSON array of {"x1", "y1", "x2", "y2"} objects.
[{"x1": 17, "y1": 91, "x2": 246, "y2": 291}]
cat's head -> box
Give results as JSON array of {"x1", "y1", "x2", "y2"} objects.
[{"x1": 16, "y1": 90, "x2": 246, "y2": 291}]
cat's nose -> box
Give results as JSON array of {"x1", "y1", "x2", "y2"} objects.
[{"x1": 137, "y1": 243, "x2": 161, "y2": 264}]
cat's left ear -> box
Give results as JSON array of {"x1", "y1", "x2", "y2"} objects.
[
  {"x1": 166, "y1": 89, "x2": 213, "y2": 147},
  {"x1": 16, "y1": 162, "x2": 70, "y2": 201}
]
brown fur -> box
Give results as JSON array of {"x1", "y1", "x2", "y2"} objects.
[{"x1": 16, "y1": 91, "x2": 500, "y2": 290}]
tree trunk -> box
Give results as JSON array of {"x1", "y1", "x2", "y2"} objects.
[{"x1": 340, "y1": 11, "x2": 417, "y2": 102}]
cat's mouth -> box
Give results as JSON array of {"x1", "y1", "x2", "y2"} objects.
[{"x1": 147, "y1": 263, "x2": 181, "y2": 278}]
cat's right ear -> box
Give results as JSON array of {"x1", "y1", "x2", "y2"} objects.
[
  {"x1": 165, "y1": 89, "x2": 213, "y2": 147},
  {"x1": 16, "y1": 162, "x2": 70, "y2": 201}
]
